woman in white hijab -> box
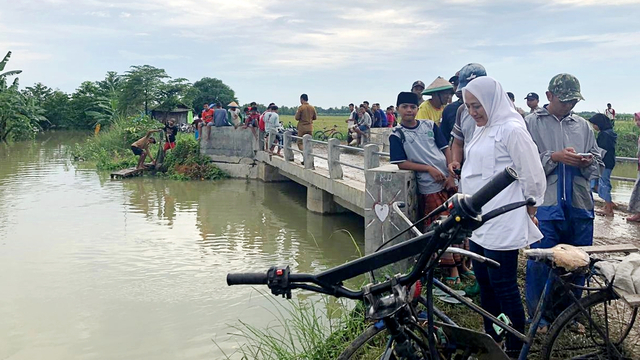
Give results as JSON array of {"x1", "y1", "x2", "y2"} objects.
[{"x1": 460, "y1": 76, "x2": 546, "y2": 356}]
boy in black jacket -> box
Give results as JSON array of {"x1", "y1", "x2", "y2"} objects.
[{"x1": 589, "y1": 114, "x2": 617, "y2": 216}]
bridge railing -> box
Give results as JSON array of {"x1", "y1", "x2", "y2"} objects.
[{"x1": 269, "y1": 129, "x2": 390, "y2": 179}]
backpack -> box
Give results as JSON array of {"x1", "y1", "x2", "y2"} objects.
[{"x1": 258, "y1": 112, "x2": 266, "y2": 131}]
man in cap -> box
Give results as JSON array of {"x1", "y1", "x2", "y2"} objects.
[
  {"x1": 524, "y1": 74, "x2": 603, "y2": 330},
  {"x1": 525, "y1": 92, "x2": 541, "y2": 114},
  {"x1": 507, "y1": 92, "x2": 527, "y2": 118},
  {"x1": 416, "y1": 76, "x2": 454, "y2": 125},
  {"x1": 440, "y1": 73, "x2": 462, "y2": 143},
  {"x1": 389, "y1": 91, "x2": 459, "y2": 284},
  {"x1": 411, "y1": 80, "x2": 426, "y2": 105},
  {"x1": 448, "y1": 63, "x2": 487, "y2": 176}
]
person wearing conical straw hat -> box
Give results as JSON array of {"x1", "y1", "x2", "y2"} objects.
[
  {"x1": 416, "y1": 76, "x2": 454, "y2": 125},
  {"x1": 227, "y1": 101, "x2": 242, "y2": 128}
]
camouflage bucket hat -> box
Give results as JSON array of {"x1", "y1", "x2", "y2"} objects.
[{"x1": 548, "y1": 73, "x2": 584, "y2": 102}]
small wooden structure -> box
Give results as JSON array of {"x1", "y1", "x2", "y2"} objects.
[
  {"x1": 110, "y1": 167, "x2": 144, "y2": 179},
  {"x1": 150, "y1": 104, "x2": 191, "y2": 125}
]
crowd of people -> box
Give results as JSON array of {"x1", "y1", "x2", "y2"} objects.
[
  {"x1": 388, "y1": 62, "x2": 640, "y2": 356},
  {"x1": 126, "y1": 61, "x2": 640, "y2": 355}
]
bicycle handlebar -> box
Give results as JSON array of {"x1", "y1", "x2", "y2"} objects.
[
  {"x1": 227, "y1": 273, "x2": 268, "y2": 285},
  {"x1": 227, "y1": 167, "x2": 519, "y2": 299}
]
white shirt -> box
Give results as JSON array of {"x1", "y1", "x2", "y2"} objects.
[{"x1": 461, "y1": 121, "x2": 546, "y2": 250}]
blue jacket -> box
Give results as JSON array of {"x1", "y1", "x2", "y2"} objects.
[{"x1": 525, "y1": 107, "x2": 604, "y2": 220}]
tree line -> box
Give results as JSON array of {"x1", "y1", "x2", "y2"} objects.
[{"x1": 0, "y1": 51, "x2": 240, "y2": 143}]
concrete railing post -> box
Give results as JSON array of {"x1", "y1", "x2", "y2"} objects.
[
  {"x1": 364, "y1": 144, "x2": 380, "y2": 170},
  {"x1": 267, "y1": 129, "x2": 275, "y2": 152},
  {"x1": 364, "y1": 165, "x2": 417, "y2": 259},
  {"x1": 303, "y1": 134, "x2": 314, "y2": 169},
  {"x1": 283, "y1": 131, "x2": 294, "y2": 161},
  {"x1": 327, "y1": 138, "x2": 343, "y2": 179}
]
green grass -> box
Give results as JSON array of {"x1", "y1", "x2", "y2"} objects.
[
  {"x1": 611, "y1": 119, "x2": 640, "y2": 158},
  {"x1": 218, "y1": 290, "x2": 368, "y2": 360},
  {"x1": 279, "y1": 115, "x2": 349, "y2": 140}
]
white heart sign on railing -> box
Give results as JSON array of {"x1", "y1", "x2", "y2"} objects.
[{"x1": 374, "y1": 203, "x2": 389, "y2": 223}]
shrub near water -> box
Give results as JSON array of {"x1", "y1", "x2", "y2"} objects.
[
  {"x1": 74, "y1": 115, "x2": 161, "y2": 170},
  {"x1": 162, "y1": 136, "x2": 227, "y2": 181},
  {"x1": 75, "y1": 115, "x2": 227, "y2": 180}
]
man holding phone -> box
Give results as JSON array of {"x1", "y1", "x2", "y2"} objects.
[{"x1": 524, "y1": 74, "x2": 604, "y2": 330}]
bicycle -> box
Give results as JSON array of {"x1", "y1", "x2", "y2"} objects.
[
  {"x1": 227, "y1": 168, "x2": 639, "y2": 359},
  {"x1": 314, "y1": 125, "x2": 345, "y2": 141},
  {"x1": 391, "y1": 198, "x2": 640, "y2": 359}
]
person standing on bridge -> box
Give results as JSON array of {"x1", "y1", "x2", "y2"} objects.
[
  {"x1": 294, "y1": 94, "x2": 317, "y2": 152},
  {"x1": 627, "y1": 112, "x2": 640, "y2": 222},
  {"x1": 525, "y1": 74, "x2": 603, "y2": 332}
]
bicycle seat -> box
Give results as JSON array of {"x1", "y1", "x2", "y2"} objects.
[{"x1": 524, "y1": 244, "x2": 590, "y2": 271}]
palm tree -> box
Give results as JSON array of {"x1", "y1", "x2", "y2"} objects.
[{"x1": 0, "y1": 51, "x2": 47, "y2": 143}]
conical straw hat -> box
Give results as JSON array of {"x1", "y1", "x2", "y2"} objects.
[
  {"x1": 227, "y1": 101, "x2": 239, "y2": 107},
  {"x1": 422, "y1": 76, "x2": 453, "y2": 95}
]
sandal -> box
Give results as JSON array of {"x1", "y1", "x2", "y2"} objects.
[
  {"x1": 460, "y1": 270, "x2": 476, "y2": 281},
  {"x1": 444, "y1": 276, "x2": 460, "y2": 287}
]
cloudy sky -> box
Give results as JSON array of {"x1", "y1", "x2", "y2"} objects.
[{"x1": 2, "y1": 0, "x2": 639, "y2": 113}]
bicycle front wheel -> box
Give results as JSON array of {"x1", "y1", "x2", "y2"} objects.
[
  {"x1": 331, "y1": 132, "x2": 345, "y2": 141},
  {"x1": 541, "y1": 290, "x2": 639, "y2": 359},
  {"x1": 337, "y1": 321, "x2": 432, "y2": 360}
]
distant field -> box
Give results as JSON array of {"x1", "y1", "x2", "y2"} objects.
[{"x1": 280, "y1": 115, "x2": 349, "y2": 138}]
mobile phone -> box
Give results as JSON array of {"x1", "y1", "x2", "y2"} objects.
[
  {"x1": 454, "y1": 169, "x2": 461, "y2": 176},
  {"x1": 576, "y1": 153, "x2": 592, "y2": 157}
]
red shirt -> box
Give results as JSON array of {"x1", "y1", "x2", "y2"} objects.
[
  {"x1": 386, "y1": 113, "x2": 396, "y2": 127},
  {"x1": 202, "y1": 109, "x2": 214, "y2": 123}
]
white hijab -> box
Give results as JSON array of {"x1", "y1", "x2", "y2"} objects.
[{"x1": 462, "y1": 76, "x2": 525, "y2": 129}]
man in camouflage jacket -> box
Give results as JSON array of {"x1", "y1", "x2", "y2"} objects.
[{"x1": 524, "y1": 74, "x2": 604, "y2": 326}]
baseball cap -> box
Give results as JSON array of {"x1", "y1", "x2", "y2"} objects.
[
  {"x1": 548, "y1": 74, "x2": 584, "y2": 102},
  {"x1": 457, "y1": 63, "x2": 487, "y2": 91},
  {"x1": 411, "y1": 80, "x2": 425, "y2": 90},
  {"x1": 524, "y1": 92, "x2": 539, "y2": 100}
]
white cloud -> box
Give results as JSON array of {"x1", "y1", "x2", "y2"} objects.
[
  {"x1": 87, "y1": 11, "x2": 110, "y2": 17},
  {"x1": 119, "y1": 12, "x2": 131, "y2": 18}
]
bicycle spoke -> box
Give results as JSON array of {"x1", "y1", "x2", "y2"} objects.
[{"x1": 544, "y1": 291, "x2": 638, "y2": 359}]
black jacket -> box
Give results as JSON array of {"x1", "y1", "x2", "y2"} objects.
[{"x1": 589, "y1": 114, "x2": 617, "y2": 169}]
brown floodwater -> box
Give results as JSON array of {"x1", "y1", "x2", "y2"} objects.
[{"x1": 0, "y1": 132, "x2": 365, "y2": 360}]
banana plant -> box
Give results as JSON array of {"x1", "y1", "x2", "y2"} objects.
[{"x1": 0, "y1": 51, "x2": 22, "y2": 78}]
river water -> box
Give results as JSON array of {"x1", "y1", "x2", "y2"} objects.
[
  {"x1": 0, "y1": 132, "x2": 365, "y2": 360},
  {"x1": 1, "y1": 132, "x2": 639, "y2": 360}
]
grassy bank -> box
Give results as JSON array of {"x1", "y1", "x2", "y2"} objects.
[
  {"x1": 279, "y1": 115, "x2": 349, "y2": 140},
  {"x1": 73, "y1": 116, "x2": 227, "y2": 180},
  {"x1": 611, "y1": 119, "x2": 640, "y2": 158}
]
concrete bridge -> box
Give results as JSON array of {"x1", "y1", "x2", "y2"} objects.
[
  {"x1": 198, "y1": 127, "x2": 417, "y2": 254},
  {"x1": 199, "y1": 127, "x2": 640, "y2": 253}
]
